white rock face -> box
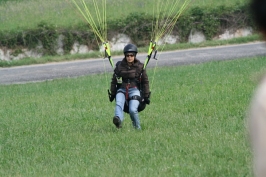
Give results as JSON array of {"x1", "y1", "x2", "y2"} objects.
[
  {"x1": 235, "y1": 27, "x2": 253, "y2": 37},
  {"x1": 158, "y1": 35, "x2": 179, "y2": 45},
  {"x1": 79, "y1": 45, "x2": 90, "y2": 54},
  {"x1": 70, "y1": 42, "x2": 79, "y2": 54},
  {"x1": 0, "y1": 48, "x2": 10, "y2": 61},
  {"x1": 24, "y1": 49, "x2": 43, "y2": 59},
  {"x1": 70, "y1": 42, "x2": 90, "y2": 54},
  {"x1": 218, "y1": 30, "x2": 235, "y2": 40},
  {"x1": 188, "y1": 29, "x2": 206, "y2": 43},
  {"x1": 217, "y1": 27, "x2": 253, "y2": 40},
  {"x1": 109, "y1": 33, "x2": 131, "y2": 52},
  {"x1": 55, "y1": 34, "x2": 65, "y2": 55},
  {"x1": 0, "y1": 40, "x2": 43, "y2": 60}
]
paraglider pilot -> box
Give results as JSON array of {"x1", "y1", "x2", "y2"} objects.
[{"x1": 108, "y1": 44, "x2": 150, "y2": 129}]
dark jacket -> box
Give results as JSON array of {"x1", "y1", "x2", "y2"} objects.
[{"x1": 110, "y1": 58, "x2": 150, "y2": 97}]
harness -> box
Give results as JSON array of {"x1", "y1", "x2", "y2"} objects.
[
  {"x1": 117, "y1": 89, "x2": 142, "y2": 102},
  {"x1": 115, "y1": 61, "x2": 146, "y2": 113},
  {"x1": 115, "y1": 61, "x2": 140, "y2": 96}
]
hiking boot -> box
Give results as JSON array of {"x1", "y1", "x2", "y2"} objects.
[{"x1": 113, "y1": 116, "x2": 122, "y2": 128}]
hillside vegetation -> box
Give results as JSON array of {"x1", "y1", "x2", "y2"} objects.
[
  {"x1": 0, "y1": 0, "x2": 249, "y2": 31},
  {"x1": 0, "y1": 0, "x2": 255, "y2": 58}
]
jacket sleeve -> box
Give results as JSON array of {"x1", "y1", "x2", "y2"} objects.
[
  {"x1": 141, "y1": 69, "x2": 150, "y2": 97},
  {"x1": 110, "y1": 72, "x2": 117, "y2": 95}
]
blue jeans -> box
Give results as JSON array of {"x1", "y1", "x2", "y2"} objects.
[{"x1": 115, "y1": 88, "x2": 141, "y2": 129}]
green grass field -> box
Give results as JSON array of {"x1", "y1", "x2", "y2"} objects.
[
  {"x1": 1, "y1": 55, "x2": 265, "y2": 176},
  {"x1": 0, "y1": 0, "x2": 248, "y2": 31}
]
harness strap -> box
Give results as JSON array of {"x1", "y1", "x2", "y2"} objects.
[
  {"x1": 122, "y1": 78, "x2": 138, "y2": 83},
  {"x1": 131, "y1": 95, "x2": 142, "y2": 102},
  {"x1": 116, "y1": 90, "x2": 141, "y2": 102},
  {"x1": 126, "y1": 83, "x2": 130, "y2": 100}
]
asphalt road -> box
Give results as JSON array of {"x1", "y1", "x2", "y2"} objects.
[{"x1": 1, "y1": 42, "x2": 266, "y2": 85}]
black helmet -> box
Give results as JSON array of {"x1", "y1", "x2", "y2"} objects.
[{"x1": 123, "y1": 44, "x2": 138, "y2": 54}]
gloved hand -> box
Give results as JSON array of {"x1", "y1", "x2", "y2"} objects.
[
  {"x1": 144, "y1": 97, "x2": 150, "y2": 105},
  {"x1": 109, "y1": 94, "x2": 115, "y2": 102},
  {"x1": 108, "y1": 89, "x2": 116, "y2": 102},
  {"x1": 144, "y1": 92, "x2": 151, "y2": 105}
]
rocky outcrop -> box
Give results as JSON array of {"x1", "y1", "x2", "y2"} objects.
[{"x1": 0, "y1": 27, "x2": 254, "y2": 61}]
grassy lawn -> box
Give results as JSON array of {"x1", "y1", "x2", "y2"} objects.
[{"x1": 1, "y1": 55, "x2": 265, "y2": 176}]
